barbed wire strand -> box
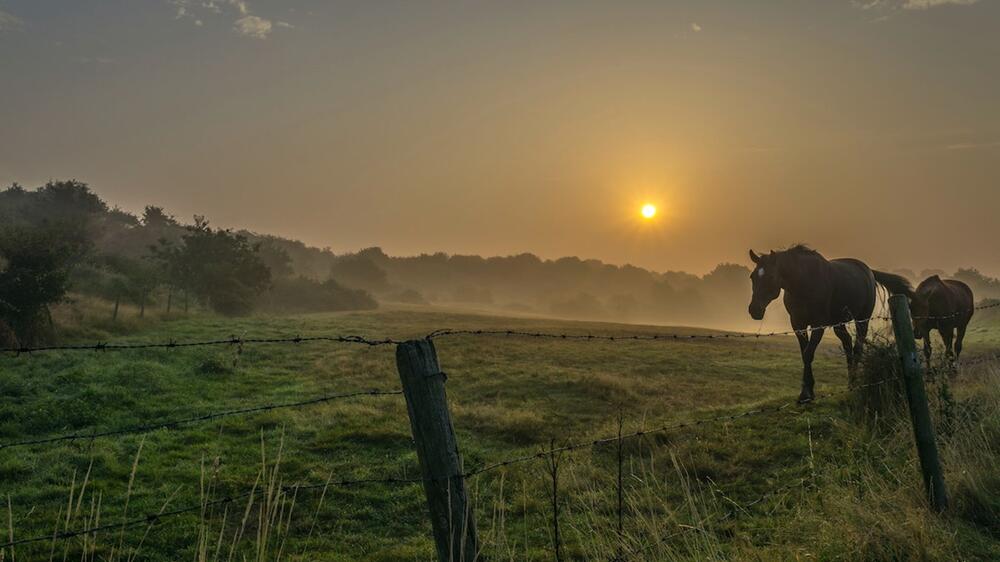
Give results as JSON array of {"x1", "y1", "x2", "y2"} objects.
[
  {"x1": 6, "y1": 302, "x2": 996, "y2": 355},
  {"x1": 6, "y1": 359, "x2": 993, "y2": 552},
  {"x1": 429, "y1": 302, "x2": 1000, "y2": 343},
  {"x1": 4, "y1": 334, "x2": 403, "y2": 355},
  {"x1": 0, "y1": 388, "x2": 403, "y2": 452},
  {"x1": 0, "y1": 472, "x2": 423, "y2": 550}
]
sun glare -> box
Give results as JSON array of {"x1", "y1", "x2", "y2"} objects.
[{"x1": 641, "y1": 203, "x2": 657, "y2": 219}]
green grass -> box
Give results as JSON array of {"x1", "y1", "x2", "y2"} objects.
[{"x1": 1, "y1": 299, "x2": 999, "y2": 560}]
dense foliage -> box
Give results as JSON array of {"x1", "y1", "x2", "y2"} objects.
[{"x1": 0, "y1": 181, "x2": 379, "y2": 339}]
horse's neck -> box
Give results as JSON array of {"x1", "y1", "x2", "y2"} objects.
[{"x1": 777, "y1": 253, "x2": 830, "y2": 300}]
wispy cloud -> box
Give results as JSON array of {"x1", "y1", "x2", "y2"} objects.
[
  {"x1": 945, "y1": 141, "x2": 1000, "y2": 150},
  {"x1": 690, "y1": 22, "x2": 702, "y2": 32},
  {"x1": 902, "y1": 0, "x2": 979, "y2": 9},
  {"x1": 169, "y1": 0, "x2": 289, "y2": 38},
  {"x1": 234, "y1": 15, "x2": 271, "y2": 39},
  {"x1": 229, "y1": 0, "x2": 248, "y2": 16},
  {"x1": 0, "y1": 9, "x2": 23, "y2": 32},
  {"x1": 854, "y1": 0, "x2": 980, "y2": 9}
]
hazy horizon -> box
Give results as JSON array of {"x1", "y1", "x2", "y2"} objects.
[{"x1": 2, "y1": 0, "x2": 999, "y2": 277}]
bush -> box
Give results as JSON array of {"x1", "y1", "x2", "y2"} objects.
[
  {"x1": 386, "y1": 288, "x2": 428, "y2": 305},
  {"x1": 261, "y1": 276, "x2": 377, "y2": 313},
  {"x1": 851, "y1": 338, "x2": 907, "y2": 427},
  {"x1": 0, "y1": 222, "x2": 89, "y2": 344}
]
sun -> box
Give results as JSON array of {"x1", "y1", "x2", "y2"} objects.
[{"x1": 640, "y1": 203, "x2": 657, "y2": 219}]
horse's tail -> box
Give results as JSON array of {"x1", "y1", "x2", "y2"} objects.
[{"x1": 873, "y1": 270, "x2": 914, "y2": 298}]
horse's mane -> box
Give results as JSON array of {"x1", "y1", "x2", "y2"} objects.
[{"x1": 782, "y1": 244, "x2": 824, "y2": 260}]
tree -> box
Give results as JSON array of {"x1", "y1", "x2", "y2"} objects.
[
  {"x1": 142, "y1": 206, "x2": 177, "y2": 228},
  {"x1": 150, "y1": 239, "x2": 187, "y2": 313},
  {"x1": 0, "y1": 223, "x2": 89, "y2": 344},
  {"x1": 953, "y1": 268, "x2": 1000, "y2": 300},
  {"x1": 257, "y1": 243, "x2": 294, "y2": 279},
  {"x1": 172, "y1": 218, "x2": 271, "y2": 316},
  {"x1": 102, "y1": 255, "x2": 159, "y2": 318},
  {"x1": 329, "y1": 255, "x2": 388, "y2": 291}
]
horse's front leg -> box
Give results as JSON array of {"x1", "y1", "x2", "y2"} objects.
[{"x1": 797, "y1": 326, "x2": 825, "y2": 403}]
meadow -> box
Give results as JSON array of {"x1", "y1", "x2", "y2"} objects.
[{"x1": 1, "y1": 299, "x2": 998, "y2": 561}]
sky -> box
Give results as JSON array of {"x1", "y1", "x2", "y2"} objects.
[{"x1": 1, "y1": 0, "x2": 998, "y2": 276}]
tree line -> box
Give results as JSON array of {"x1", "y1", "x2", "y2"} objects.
[
  {"x1": 4, "y1": 180, "x2": 998, "y2": 346},
  {"x1": 0, "y1": 181, "x2": 375, "y2": 346}
]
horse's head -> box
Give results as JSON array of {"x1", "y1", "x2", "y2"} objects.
[{"x1": 748, "y1": 249, "x2": 781, "y2": 320}]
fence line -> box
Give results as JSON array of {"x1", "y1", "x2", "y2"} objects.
[
  {"x1": 430, "y1": 301, "x2": 1000, "y2": 343},
  {"x1": 0, "y1": 372, "x2": 904, "y2": 552},
  {"x1": 2, "y1": 299, "x2": 997, "y2": 557},
  {"x1": 3, "y1": 334, "x2": 401, "y2": 354},
  {"x1": 5, "y1": 302, "x2": 996, "y2": 356},
  {"x1": 0, "y1": 388, "x2": 402, "y2": 452}
]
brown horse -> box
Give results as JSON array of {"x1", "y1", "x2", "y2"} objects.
[
  {"x1": 748, "y1": 245, "x2": 912, "y2": 402},
  {"x1": 909, "y1": 276, "x2": 974, "y2": 364}
]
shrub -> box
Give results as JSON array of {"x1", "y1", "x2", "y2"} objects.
[{"x1": 261, "y1": 276, "x2": 377, "y2": 313}]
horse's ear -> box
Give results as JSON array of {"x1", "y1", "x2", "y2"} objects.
[{"x1": 749, "y1": 249, "x2": 760, "y2": 264}]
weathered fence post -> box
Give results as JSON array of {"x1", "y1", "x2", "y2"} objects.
[
  {"x1": 396, "y1": 339, "x2": 478, "y2": 561},
  {"x1": 888, "y1": 294, "x2": 948, "y2": 512},
  {"x1": 616, "y1": 411, "x2": 624, "y2": 560}
]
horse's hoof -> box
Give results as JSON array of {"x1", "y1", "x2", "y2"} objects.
[{"x1": 797, "y1": 392, "x2": 815, "y2": 404}]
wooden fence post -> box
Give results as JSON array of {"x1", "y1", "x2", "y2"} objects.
[
  {"x1": 888, "y1": 294, "x2": 948, "y2": 512},
  {"x1": 396, "y1": 339, "x2": 478, "y2": 561}
]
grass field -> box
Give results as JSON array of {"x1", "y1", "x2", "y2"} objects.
[{"x1": 1, "y1": 299, "x2": 999, "y2": 561}]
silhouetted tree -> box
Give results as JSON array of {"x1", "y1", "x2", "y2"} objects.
[
  {"x1": 0, "y1": 223, "x2": 89, "y2": 344},
  {"x1": 142, "y1": 205, "x2": 178, "y2": 228},
  {"x1": 257, "y1": 243, "x2": 294, "y2": 279},
  {"x1": 329, "y1": 254, "x2": 388, "y2": 291},
  {"x1": 174, "y1": 218, "x2": 271, "y2": 316},
  {"x1": 953, "y1": 268, "x2": 1000, "y2": 300}
]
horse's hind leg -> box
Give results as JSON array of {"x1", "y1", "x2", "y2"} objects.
[
  {"x1": 853, "y1": 319, "x2": 869, "y2": 367},
  {"x1": 941, "y1": 327, "x2": 955, "y2": 359},
  {"x1": 940, "y1": 327, "x2": 957, "y2": 375},
  {"x1": 955, "y1": 324, "x2": 967, "y2": 362},
  {"x1": 833, "y1": 324, "x2": 854, "y2": 370}
]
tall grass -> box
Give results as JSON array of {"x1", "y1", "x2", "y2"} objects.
[{"x1": 2, "y1": 432, "x2": 328, "y2": 562}]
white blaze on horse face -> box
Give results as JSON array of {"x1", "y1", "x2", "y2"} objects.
[{"x1": 757, "y1": 267, "x2": 765, "y2": 278}]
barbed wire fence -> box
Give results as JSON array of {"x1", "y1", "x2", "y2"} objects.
[{"x1": 0, "y1": 300, "x2": 997, "y2": 558}]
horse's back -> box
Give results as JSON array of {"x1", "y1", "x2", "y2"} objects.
[{"x1": 829, "y1": 258, "x2": 876, "y2": 319}]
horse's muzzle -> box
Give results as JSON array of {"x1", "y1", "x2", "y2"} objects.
[{"x1": 748, "y1": 303, "x2": 765, "y2": 321}]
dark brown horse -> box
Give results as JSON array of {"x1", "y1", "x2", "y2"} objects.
[
  {"x1": 747, "y1": 245, "x2": 912, "y2": 402},
  {"x1": 909, "y1": 276, "x2": 974, "y2": 363}
]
